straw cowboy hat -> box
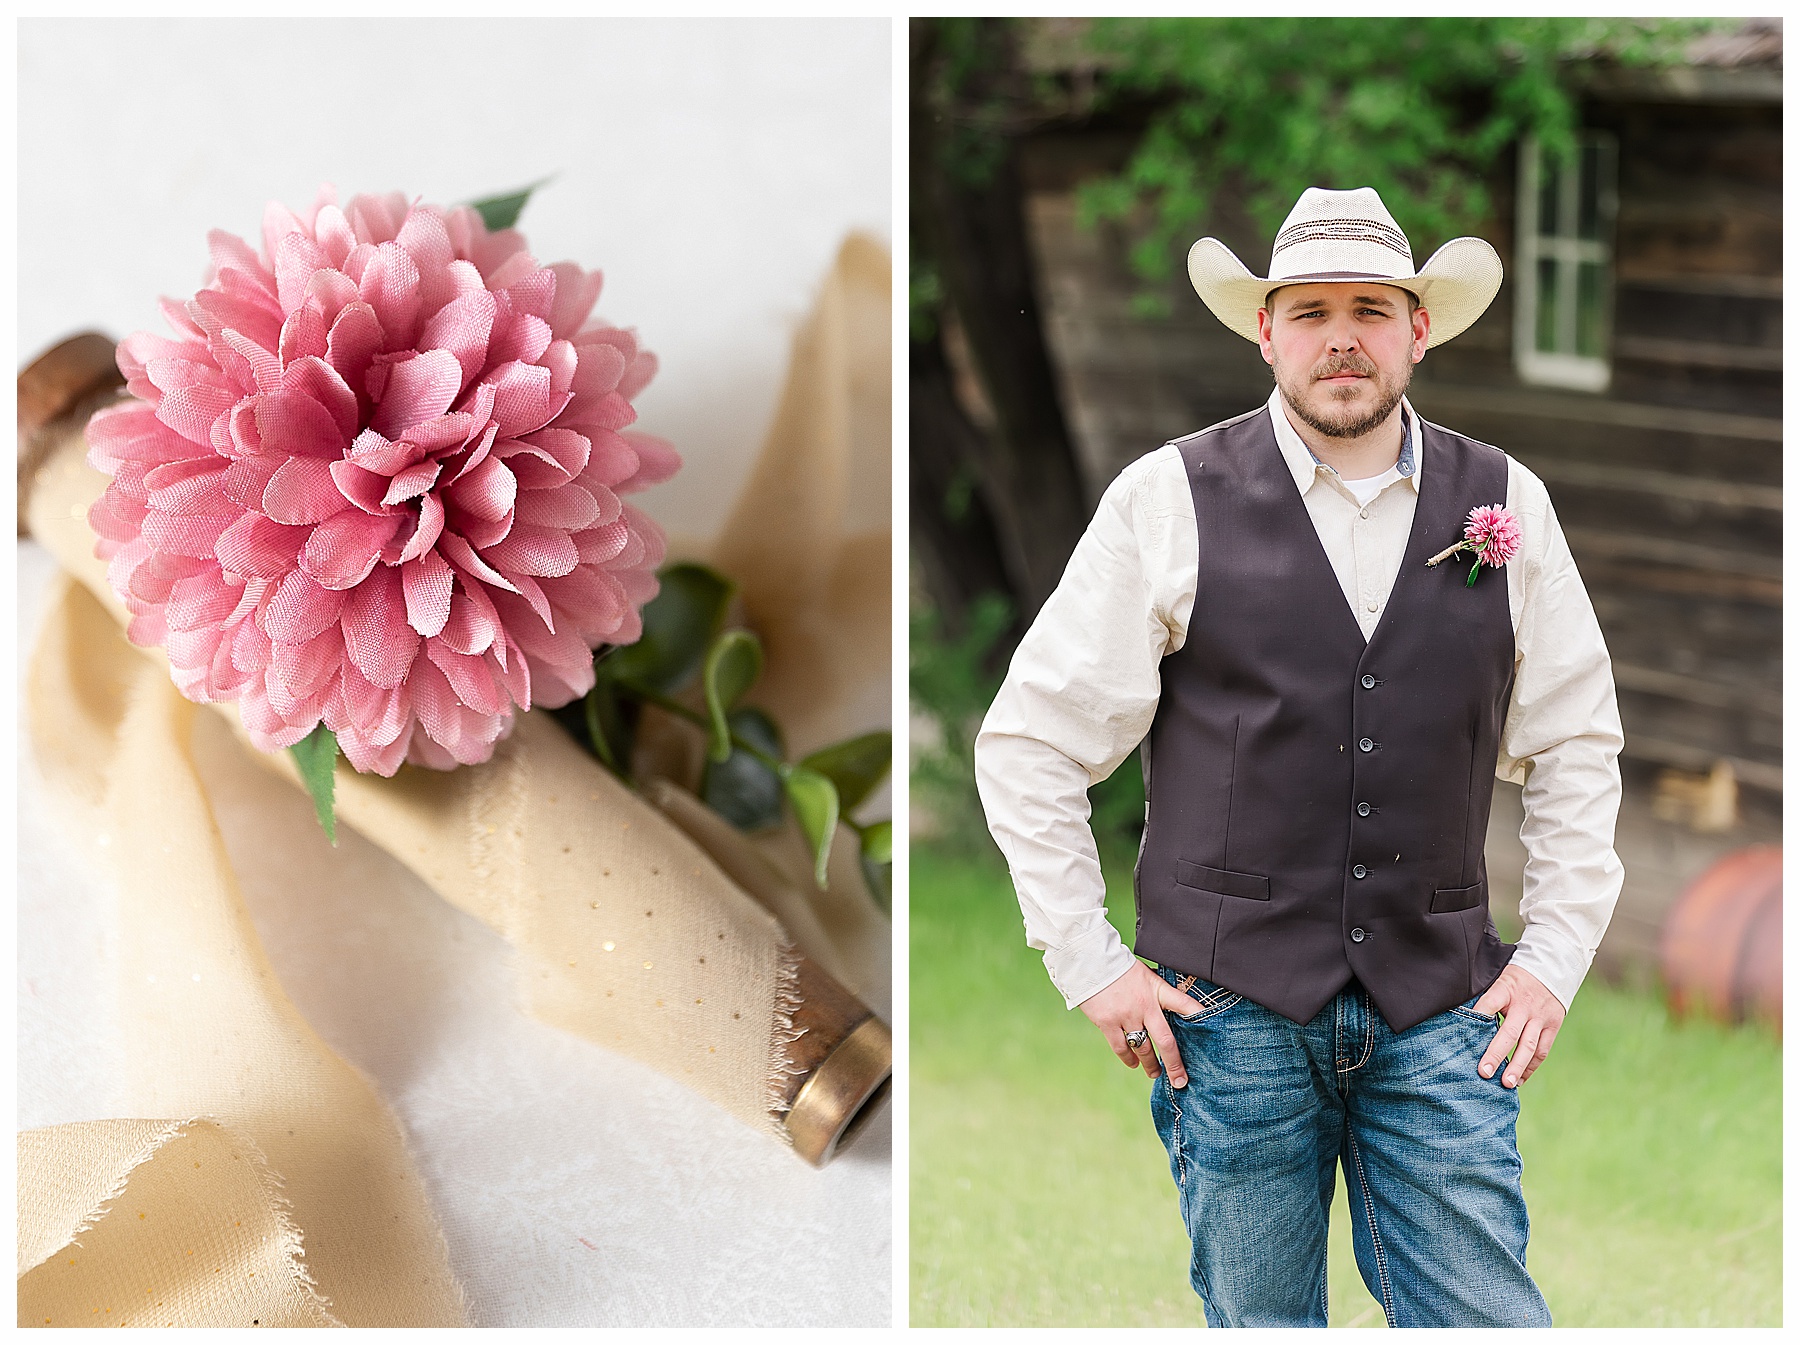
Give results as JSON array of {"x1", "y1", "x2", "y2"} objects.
[{"x1": 1187, "y1": 186, "x2": 1502, "y2": 349}]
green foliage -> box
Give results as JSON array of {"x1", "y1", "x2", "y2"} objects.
[
  {"x1": 784, "y1": 766, "x2": 841, "y2": 889},
  {"x1": 289, "y1": 725, "x2": 339, "y2": 845},
  {"x1": 910, "y1": 247, "x2": 944, "y2": 344},
  {"x1": 467, "y1": 177, "x2": 554, "y2": 231},
  {"x1": 911, "y1": 844, "x2": 1781, "y2": 1326},
  {"x1": 603, "y1": 562, "x2": 734, "y2": 696},
  {"x1": 700, "y1": 706, "x2": 786, "y2": 831},
  {"x1": 570, "y1": 561, "x2": 891, "y2": 894},
  {"x1": 1076, "y1": 17, "x2": 1714, "y2": 287},
  {"x1": 800, "y1": 731, "x2": 893, "y2": 814},
  {"x1": 702, "y1": 629, "x2": 763, "y2": 763},
  {"x1": 909, "y1": 595, "x2": 1012, "y2": 851}
]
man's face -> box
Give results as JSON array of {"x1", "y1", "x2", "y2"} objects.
[{"x1": 1256, "y1": 283, "x2": 1430, "y2": 440}]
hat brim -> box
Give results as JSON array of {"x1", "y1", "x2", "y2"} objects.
[{"x1": 1186, "y1": 236, "x2": 1503, "y2": 349}]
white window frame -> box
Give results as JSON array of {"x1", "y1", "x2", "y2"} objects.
[{"x1": 1514, "y1": 132, "x2": 1618, "y2": 393}]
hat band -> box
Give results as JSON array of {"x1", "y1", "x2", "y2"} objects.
[
  {"x1": 1271, "y1": 217, "x2": 1411, "y2": 261},
  {"x1": 1268, "y1": 270, "x2": 1418, "y2": 282}
]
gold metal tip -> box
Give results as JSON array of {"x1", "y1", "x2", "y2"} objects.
[{"x1": 783, "y1": 1015, "x2": 892, "y2": 1167}]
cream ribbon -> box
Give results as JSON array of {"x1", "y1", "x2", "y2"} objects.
[{"x1": 17, "y1": 235, "x2": 891, "y2": 1326}]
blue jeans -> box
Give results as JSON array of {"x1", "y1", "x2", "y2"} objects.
[{"x1": 1148, "y1": 967, "x2": 1551, "y2": 1328}]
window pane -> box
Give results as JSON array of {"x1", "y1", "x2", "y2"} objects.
[
  {"x1": 1578, "y1": 143, "x2": 1602, "y2": 241},
  {"x1": 1576, "y1": 262, "x2": 1606, "y2": 357},
  {"x1": 1536, "y1": 257, "x2": 1560, "y2": 353},
  {"x1": 1537, "y1": 156, "x2": 1561, "y2": 238}
]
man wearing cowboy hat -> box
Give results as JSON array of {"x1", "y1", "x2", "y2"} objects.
[{"x1": 974, "y1": 186, "x2": 1623, "y2": 1327}]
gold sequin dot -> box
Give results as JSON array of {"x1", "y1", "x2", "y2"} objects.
[
  {"x1": 603, "y1": 941, "x2": 615, "y2": 952},
  {"x1": 656, "y1": 999, "x2": 664, "y2": 1006},
  {"x1": 643, "y1": 961, "x2": 653, "y2": 969},
  {"x1": 590, "y1": 901, "x2": 600, "y2": 910},
  {"x1": 695, "y1": 997, "x2": 703, "y2": 1005}
]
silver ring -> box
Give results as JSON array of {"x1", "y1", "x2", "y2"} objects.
[{"x1": 1124, "y1": 1029, "x2": 1150, "y2": 1051}]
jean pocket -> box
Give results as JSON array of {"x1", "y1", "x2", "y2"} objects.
[
  {"x1": 1158, "y1": 966, "x2": 1242, "y2": 1021},
  {"x1": 1448, "y1": 997, "x2": 1500, "y2": 1026}
]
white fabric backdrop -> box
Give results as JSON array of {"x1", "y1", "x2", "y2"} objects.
[{"x1": 17, "y1": 17, "x2": 891, "y2": 1327}]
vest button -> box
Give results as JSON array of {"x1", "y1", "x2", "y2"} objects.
[
  {"x1": 1351, "y1": 927, "x2": 1367, "y2": 943},
  {"x1": 1357, "y1": 802, "x2": 1371, "y2": 817},
  {"x1": 1358, "y1": 737, "x2": 1374, "y2": 752},
  {"x1": 1352, "y1": 864, "x2": 1368, "y2": 879},
  {"x1": 1361, "y1": 674, "x2": 1376, "y2": 689}
]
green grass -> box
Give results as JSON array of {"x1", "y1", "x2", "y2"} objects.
[{"x1": 910, "y1": 844, "x2": 1782, "y2": 1327}]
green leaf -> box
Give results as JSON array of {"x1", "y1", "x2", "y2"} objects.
[
  {"x1": 289, "y1": 725, "x2": 339, "y2": 845},
  {"x1": 701, "y1": 706, "x2": 786, "y2": 831},
  {"x1": 798, "y1": 730, "x2": 891, "y2": 814},
  {"x1": 583, "y1": 674, "x2": 632, "y2": 777},
  {"x1": 702, "y1": 629, "x2": 763, "y2": 763},
  {"x1": 784, "y1": 766, "x2": 840, "y2": 889},
  {"x1": 605, "y1": 562, "x2": 735, "y2": 695},
  {"x1": 859, "y1": 851, "x2": 892, "y2": 915},
  {"x1": 859, "y1": 818, "x2": 893, "y2": 866},
  {"x1": 467, "y1": 176, "x2": 555, "y2": 231}
]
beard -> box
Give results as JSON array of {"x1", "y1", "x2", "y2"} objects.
[{"x1": 1273, "y1": 350, "x2": 1411, "y2": 441}]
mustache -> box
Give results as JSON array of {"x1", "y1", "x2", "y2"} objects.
[{"x1": 1313, "y1": 355, "x2": 1377, "y2": 379}]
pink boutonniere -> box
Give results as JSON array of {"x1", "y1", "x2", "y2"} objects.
[{"x1": 1425, "y1": 504, "x2": 1521, "y2": 588}]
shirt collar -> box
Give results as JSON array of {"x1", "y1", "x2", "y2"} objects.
[{"x1": 1267, "y1": 386, "x2": 1422, "y2": 497}]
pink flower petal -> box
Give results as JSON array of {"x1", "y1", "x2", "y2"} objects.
[
  {"x1": 617, "y1": 432, "x2": 681, "y2": 491},
  {"x1": 255, "y1": 385, "x2": 350, "y2": 460},
  {"x1": 261, "y1": 569, "x2": 347, "y2": 643},
  {"x1": 341, "y1": 566, "x2": 418, "y2": 688},
  {"x1": 383, "y1": 460, "x2": 442, "y2": 505},
  {"x1": 274, "y1": 231, "x2": 332, "y2": 316},
  {"x1": 329, "y1": 458, "x2": 394, "y2": 514},
  {"x1": 262, "y1": 455, "x2": 351, "y2": 526},
  {"x1": 546, "y1": 262, "x2": 603, "y2": 340},
  {"x1": 155, "y1": 383, "x2": 236, "y2": 447},
  {"x1": 325, "y1": 301, "x2": 385, "y2": 393},
  {"x1": 281, "y1": 355, "x2": 360, "y2": 443},
  {"x1": 444, "y1": 455, "x2": 516, "y2": 521},
  {"x1": 215, "y1": 512, "x2": 308, "y2": 578},
  {"x1": 484, "y1": 526, "x2": 579, "y2": 578},
  {"x1": 440, "y1": 578, "x2": 502, "y2": 656},
  {"x1": 402, "y1": 550, "x2": 454, "y2": 637},
  {"x1": 301, "y1": 510, "x2": 401, "y2": 590},
  {"x1": 270, "y1": 626, "x2": 344, "y2": 700},
  {"x1": 515, "y1": 484, "x2": 600, "y2": 531},
  {"x1": 370, "y1": 348, "x2": 465, "y2": 439},
  {"x1": 399, "y1": 492, "x2": 446, "y2": 563},
  {"x1": 418, "y1": 288, "x2": 497, "y2": 387},
  {"x1": 358, "y1": 240, "x2": 423, "y2": 349}
]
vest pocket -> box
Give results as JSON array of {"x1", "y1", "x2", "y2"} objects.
[
  {"x1": 1175, "y1": 861, "x2": 1269, "y2": 901},
  {"x1": 1430, "y1": 881, "x2": 1485, "y2": 914}
]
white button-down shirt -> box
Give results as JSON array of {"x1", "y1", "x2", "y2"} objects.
[{"x1": 974, "y1": 387, "x2": 1625, "y2": 1015}]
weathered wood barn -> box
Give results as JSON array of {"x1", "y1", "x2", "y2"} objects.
[{"x1": 1013, "y1": 21, "x2": 1782, "y2": 838}]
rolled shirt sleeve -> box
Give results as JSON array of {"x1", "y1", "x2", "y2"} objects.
[
  {"x1": 1497, "y1": 459, "x2": 1627, "y2": 1011},
  {"x1": 974, "y1": 446, "x2": 1195, "y2": 1008}
]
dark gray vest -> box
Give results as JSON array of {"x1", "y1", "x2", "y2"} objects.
[{"x1": 1133, "y1": 407, "x2": 1516, "y2": 1032}]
